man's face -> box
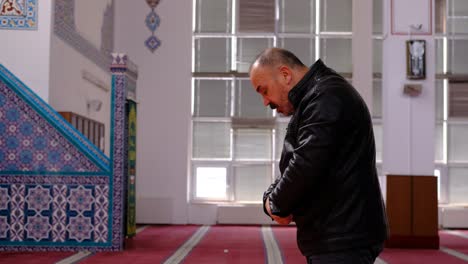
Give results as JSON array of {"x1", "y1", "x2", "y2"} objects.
[{"x1": 250, "y1": 64, "x2": 294, "y2": 116}]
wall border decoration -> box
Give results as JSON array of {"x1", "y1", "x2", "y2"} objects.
[
  {"x1": 144, "y1": 0, "x2": 161, "y2": 52},
  {"x1": 53, "y1": 0, "x2": 113, "y2": 72},
  {"x1": 0, "y1": 0, "x2": 38, "y2": 30}
]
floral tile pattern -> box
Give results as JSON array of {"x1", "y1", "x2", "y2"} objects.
[
  {"x1": 0, "y1": 81, "x2": 102, "y2": 172},
  {"x1": 0, "y1": 183, "x2": 109, "y2": 243},
  {"x1": 0, "y1": 0, "x2": 38, "y2": 30}
]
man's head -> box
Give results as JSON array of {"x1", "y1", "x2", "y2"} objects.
[{"x1": 249, "y1": 48, "x2": 308, "y2": 116}]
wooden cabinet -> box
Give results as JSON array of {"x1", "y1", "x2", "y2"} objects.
[{"x1": 386, "y1": 175, "x2": 439, "y2": 249}]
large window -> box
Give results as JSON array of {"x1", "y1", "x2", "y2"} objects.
[
  {"x1": 191, "y1": 0, "x2": 381, "y2": 203},
  {"x1": 373, "y1": 0, "x2": 383, "y2": 167},
  {"x1": 435, "y1": 0, "x2": 468, "y2": 204}
]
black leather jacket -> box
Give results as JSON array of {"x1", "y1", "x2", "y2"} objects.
[{"x1": 263, "y1": 60, "x2": 388, "y2": 256}]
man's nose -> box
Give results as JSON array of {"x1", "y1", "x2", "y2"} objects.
[{"x1": 263, "y1": 97, "x2": 269, "y2": 106}]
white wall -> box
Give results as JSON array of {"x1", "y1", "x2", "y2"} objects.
[
  {"x1": 114, "y1": 0, "x2": 192, "y2": 224},
  {"x1": 74, "y1": 0, "x2": 112, "y2": 49},
  {"x1": 382, "y1": 0, "x2": 435, "y2": 176},
  {"x1": 0, "y1": 0, "x2": 52, "y2": 102},
  {"x1": 49, "y1": 35, "x2": 111, "y2": 156}
]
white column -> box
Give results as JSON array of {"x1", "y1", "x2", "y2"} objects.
[
  {"x1": 382, "y1": 0, "x2": 435, "y2": 176},
  {"x1": 352, "y1": 0, "x2": 373, "y2": 113}
]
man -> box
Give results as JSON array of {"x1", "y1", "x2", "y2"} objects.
[{"x1": 249, "y1": 48, "x2": 388, "y2": 263}]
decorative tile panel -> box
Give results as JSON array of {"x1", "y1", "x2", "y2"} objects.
[
  {"x1": 0, "y1": 182, "x2": 109, "y2": 244},
  {"x1": 0, "y1": 64, "x2": 121, "y2": 251},
  {"x1": 0, "y1": 81, "x2": 102, "y2": 172},
  {"x1": 94, "y1": 185, "x2": 108, "y2": 243},
  {"x1": 0, "y1": 187, "x2": 9, "y2": 210},
  {"x1": 0, "y1": 0, "x2": 38, "y2": 30},
  {"x1": 9, "y1": 184, "x2": 25, "y2": 242},
  {"x1": 52, "y1": 185, "x2": 67, "y2": 242},
  {"x1": 25, "y1": 185, "x2": 52, "y2": 213},
  {"x1": 0, "y1": 65, "x2": 110, "y2": 170},
  {"x1": 0, "y1": 52, "x2": 131, "y2": 251},
  {"x1": 109, "y1": 57, "x2": 126, "y2": 250},
  {"x1": 0, "y1": 216, "x2": 9, "y2": 239},
  {"x1": 25, "y1": 214, "x2": 51, "y2": 242}
]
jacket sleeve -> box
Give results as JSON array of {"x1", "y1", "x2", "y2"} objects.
[
  {"x1": 262, "y1": 178, "x2": 280, "y2": 218},
  {"x1": 267, "y1": 90, "x2": 342, "y2": 217}
]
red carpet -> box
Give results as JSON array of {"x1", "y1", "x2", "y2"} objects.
[
  {"x1": 2, "y1": 226, "x2": 468, "y2": 263},
  {"x1": 271, "y1": 227, "x2": 468, "y2": 264},
  {"x1": 440, "y1": 231, "x2": 468, "y2": 254},
  {"x1": 0, "y1": 251, "x2": 75, "y2": 264},
  {"x1": 379, "y1": 230, "x2": 468, "y2": 264},
  {"x1": 271, "y1": 226, "x2": 304, "y2": 263},
  {"x1": 80, "y1": 225, "x2": 200, "y2": 264},
  {"x1": 182, "y1": 225, "x2": 265, "y2": 264},
  {"x1": 379, "y1": 248, "x2": 467, "y2": 264}
]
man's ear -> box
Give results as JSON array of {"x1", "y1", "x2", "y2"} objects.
[{"x1": 279, "y1": 66, "x2": 292, "y2": 84}]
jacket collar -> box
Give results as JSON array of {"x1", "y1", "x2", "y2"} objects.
[{"x1": 288, "y1": 59, "x2": 326, "y2": 109}]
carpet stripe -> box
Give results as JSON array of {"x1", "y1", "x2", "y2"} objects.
[
  {"x1": 374, "y1": 257, "x2": 389, "y2": 264},
  {"x1": 261, "y1": 226, "x2": 284, "y2": 264},
  {"x1": 440, "y1": 247, "x2": 468, "y2": 262},
  {"x1": 55, "y1": 251, "x2": 93, "y2": 264},
  {"x1": 55, "y1": 225, "x2": 149, "y2": 264},
  {"x1": 162, "y1": 225, "x2": 210, "y2": 264},
  {"x1": 444, "y1": 230, "x2": 468, "y2": 240},
  {"x1": 135, "y1": 225, "x2": 150, "y2": 234},
  {"x1": 271, "y1": 226, "x2": 305, "y2": 263}
]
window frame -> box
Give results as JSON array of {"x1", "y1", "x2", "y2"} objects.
[{"x1": 190, "y1": 0, "x2": 385, "y2": 204}]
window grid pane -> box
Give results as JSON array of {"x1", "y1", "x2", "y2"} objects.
[
  {"x1": 373, "y1": 123, "x2": 382, "y2": 162},
  {"x1": 320, "y1": 38, "x2": 352, "y2": 73},
  {"x1": 234, "y1": 128, "x2": 272, "y2": 160},
  {"x1": 448, "y1": 167, "x2": 468, "y2": 203},
  {"x1": 447, "y1": 0, "x2": 468, "y2": 34},
  {"x1": 372, "y1": 80, "x2": 382, "y2": 118},
  {"x1": 320, "y1": 0, "x2": 352, "y2": 32},
  {"x1": 195, "y1": 0, "x2": 231, "y2": 33},
  {"x1": 435, "y1": 80, "x2": 444, "y2": 120},
  {"x1": 373, "y1": 39, "x2": 383, "y2": 74},
  {"x1": 194, "y1": 80, "x2": 231, "y2": 117},
  {"x1": 193, "y1": 122, "x2": 231, "y2": 159},
  {"x1": 237, "y1": 38, "x2": 274, "y2": 72},
  {"x1": 373, "y1": 0, "x2": 383, "y2": 34},
  {"x1": 238, "y1": 0, "x2": 275, "y2": 33},
  {"x1": 279, "y1": 0, "x2": 315, "y2": 33},
  {"x1": 194, "y1": 38, "x2": 231, "y2": 72},
  {"x1": 435, "y1": 123, "x2": 444, "y2": 161},
  {"x1": 450, "y1": 40, "x2": 468, "y2": 74},
  {"x1": 234, "y1": 165, "x2": 272, "y2": 202},
  {"x1": 195, "y1": 167, "x2": 228, "y2": 199},
  {"x1": 448, "y1": 124, "x2": 468, "y2": 162}
]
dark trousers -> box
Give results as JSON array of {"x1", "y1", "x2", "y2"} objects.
[{"x1": 306, "y1": 244, "x2": 383, "y2": 264}]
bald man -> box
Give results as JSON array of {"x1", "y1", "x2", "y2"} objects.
[{"x1": 250, "y1": 48, "x2": 388, "y2": 263}]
